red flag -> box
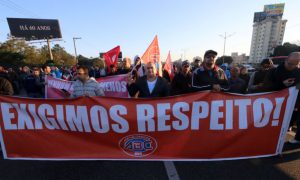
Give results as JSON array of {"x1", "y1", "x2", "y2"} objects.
[
  {"x1": 141, "y1": 35, "x2": 160, "y2": 64},
  {"x1": 103, "y1": 46, "x2": 120, "y2": 73},
  {"x1": 141, "y1": 35, "x2": 162, "y2": 76},
  {"x1": 164, "y1": 51, "x2": 174, "y2": 80}
]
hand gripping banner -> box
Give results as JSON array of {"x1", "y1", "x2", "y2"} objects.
[{"x1": 0, "y1": 87, "x2": 298, "y2": 161}]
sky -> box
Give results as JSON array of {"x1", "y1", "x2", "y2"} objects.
[{"x1": 0, "y1": 0, "x2": 299, "y2": 61}]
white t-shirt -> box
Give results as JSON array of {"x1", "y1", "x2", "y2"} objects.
[{"x1": 147, "y1": 78, "x2": 157, "y2": 94}]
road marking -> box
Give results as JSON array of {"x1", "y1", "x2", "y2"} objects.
[{"x1": 164, "y1": 161, "x2": 180, "y2": 180}]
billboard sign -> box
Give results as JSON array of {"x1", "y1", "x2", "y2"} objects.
[
  {"x1": 264, "y1": 3, "x2": 285, "y2": 17},
  {"x1": 253, "y1": 12, "x2": 267, "y2": 23},
  {"x1": 7, "y1": 18, "x2": 62, "y2": 40}
]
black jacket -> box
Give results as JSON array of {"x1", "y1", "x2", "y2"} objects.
[
  {"x1": 263, "y1": 63, "x2": 300, "y2": 91},
  {"x1": 127, "y1": 76, "x2": 170, "y2": 98},
  {"x1": 0, "y1": 77, "x2": 14, "y2": 95},
  {"x1": 171, "y1": 72, "x2": 192, "y2": 95},
  {"x1": 192, "y1": 66, "x2": 229, "y2": 91}
]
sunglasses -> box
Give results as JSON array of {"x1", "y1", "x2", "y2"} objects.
[{"x1": 78, "y1": 73, "x2": 87, "y2": 75}]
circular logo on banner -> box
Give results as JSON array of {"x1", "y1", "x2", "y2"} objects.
[{"x1": 119, "y1": 134, "x2": 157, "y2": 157}]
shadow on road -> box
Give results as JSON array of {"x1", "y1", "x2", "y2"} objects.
[{"x1": 0, "y1": 136, "x2": 299, "y2": 180}]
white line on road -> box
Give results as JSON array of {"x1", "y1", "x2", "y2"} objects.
[{"x1": 164, "y1": 161, "x2": 180, "y2": 180}]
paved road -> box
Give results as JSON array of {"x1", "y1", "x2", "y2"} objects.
[{"x1": 0, "y1": 133, "x2": 299, "y2": 180}]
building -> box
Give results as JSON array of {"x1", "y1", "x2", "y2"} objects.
[
  {"x1": 231, "y1": 52, "x2": 249, "y2": 65},
  {"x1": 249, "y1": 3, "x2": 287, "y2": 64}
]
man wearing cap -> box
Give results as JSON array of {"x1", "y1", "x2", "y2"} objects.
[
  {"x1": 171, "y1": 60, "x2": 192, "y2": 95},
  {"x1": 192, "y1": 50, "x2": 229, "y2": 92}
]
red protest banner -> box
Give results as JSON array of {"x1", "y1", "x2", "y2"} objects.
[
  {"x1": 46, "y1": 76, "x2": 73, "y2": 98},
  {"x1": 0, "y1": 87, "x2": 298, "y2": 160},
  {"x1": 46, "y1": 75, "x2": 129, "y2": 98},
  {"x1": 96, "y1": 74, "x2": 129, "y2": 98}
]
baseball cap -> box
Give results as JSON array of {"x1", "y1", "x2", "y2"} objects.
[
  {"x1": 182, "y1": 60, "x2": 190, "y2": 67},
  {"x1": 204, "y1": 50, "x2": 218, "y2": 57}
]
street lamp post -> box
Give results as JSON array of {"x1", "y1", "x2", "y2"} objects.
[
  {"x1": 219, "y1": 32, "x2": 235, "y2": 64},
  {"x1": 73, "y1": 37, "x2": 81, "y2": 65}
]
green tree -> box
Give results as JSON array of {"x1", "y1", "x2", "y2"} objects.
[
  {"x1": 0, "y1": 39, "x2": 28, "y2": 67},
  {"x1": 78, "y1": 54, "x2": 93, "y2": 66},
  {"x1": 51, "y1": 44, "x2": 75, "y2": 66}
]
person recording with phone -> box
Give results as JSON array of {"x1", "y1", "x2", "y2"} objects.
[
  {"x1": 263, "y1": 52, "x2": 300, "y2": 91},
  {"x1": 263, "y1": 52, "x2": 300, "y2": 144}
]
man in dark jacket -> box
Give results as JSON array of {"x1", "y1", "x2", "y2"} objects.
[
  {"x1": 263, "y1": 52, "x2": 300, "y2": 144},
  {"x1": 24, "y1": 68, "x2": 42, "y2": 98},
  {"x1": 263, "y1": 53, "x2": 300, "y2": 91},
  {"x1": 248, "y1": 58, "x2": 274, "y2": 93},
  {"x1": 0, "y1": 77, "x2": 14, "y2": 95},
  {"x1": 127, "y1": 62, "x2": 170, "y2": 98},
  {"x1": 89, "y1": 65, "x2": 103, "y2": 78},
  {"x1": 118, "y1": 57, "x2": 132, "y2": 74},
  {"x1": 228, "y1": 67, "x2": 247, "y2": 94},
  {"x1": 192, "y1": 50, "x2": 229, "y2": 92},
  {"x1": 171, "y1": 60, "x2": 192, "y2": 95}
]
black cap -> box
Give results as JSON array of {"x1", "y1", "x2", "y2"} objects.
[
  {"x1": 182, "y1": 60, "x2": 190, "y2": 67},
  {"x1": 204, "y1": 50, "x2": 218, "y2": 57}
]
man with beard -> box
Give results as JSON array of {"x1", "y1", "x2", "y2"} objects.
[
  {"x1": 192, "y1": 50, "x2": 229, "y2": 92},
  {"x1": 263, "y1": 52, "x2": 300, "y2": 144},
  {"x1": 127, "y1": 62, "x2": 170, "y2": 98}
]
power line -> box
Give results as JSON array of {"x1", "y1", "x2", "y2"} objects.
[
  {"x1": 0, "y1": 0, "x2": 39, "y2": 18},
  {"x1": 0, "y1": 18, "x2": 8, "y2": 22},
  {"x1": 4, "y1": 0, "x2": 39, "y2": 17},
  {"x1": 0, "y1": 1, "x2": 29, "y2": 16}
]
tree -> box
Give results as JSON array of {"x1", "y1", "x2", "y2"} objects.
[
  {"x1": 0, "y1": 39, "x2": 82, "y2": 67},
  {"x1": 51, "y1": 44, "x2": 75, "y2": 66},
  {"x1": 0, "y1": 39, "x2": 29, "y2": 67},
  {"x1": 0, "y1": 51, "x2": 25, "y2": 67},
  {"x1": 78, "y1": 54, "x2": 92, "y2": 66},
  {"x1": 216, "y1": 56, "x2": 233, "y2": 66}
]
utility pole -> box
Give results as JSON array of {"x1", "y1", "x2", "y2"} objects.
[
  {"x1": 46, "y1": 38, "x2": 53, "y2": 60},
  {"x1": 219, "y1": 32, "x2": 235, "y2": 64},
  {"x1": 73, "y1": 37, "x2": 81, "y2": 65},
  {"x1": 28, "y1": 39, "x2": 63, "y2": 62}
]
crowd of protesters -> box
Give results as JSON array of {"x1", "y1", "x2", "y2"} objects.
[{"x1": 0, "y1": 50, "x2": 299, "y2": 143}]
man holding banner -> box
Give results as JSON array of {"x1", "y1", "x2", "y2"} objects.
[
  {"x1": 192, "y1": 50, "x2": 229, "y2": 92},
  {"x1": 127, "y1": 62, "x2": 170, "y2": 98},
  {"x1": 70, "y1": 66, "x2": 104, "y2": 98},
  {"x1": 263, "y1": 52, "x2": 300, "y2": 144}
]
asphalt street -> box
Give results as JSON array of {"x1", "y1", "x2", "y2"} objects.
[{"x1": 0, "y1": 133, "x2": 299, "y2": 180}]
